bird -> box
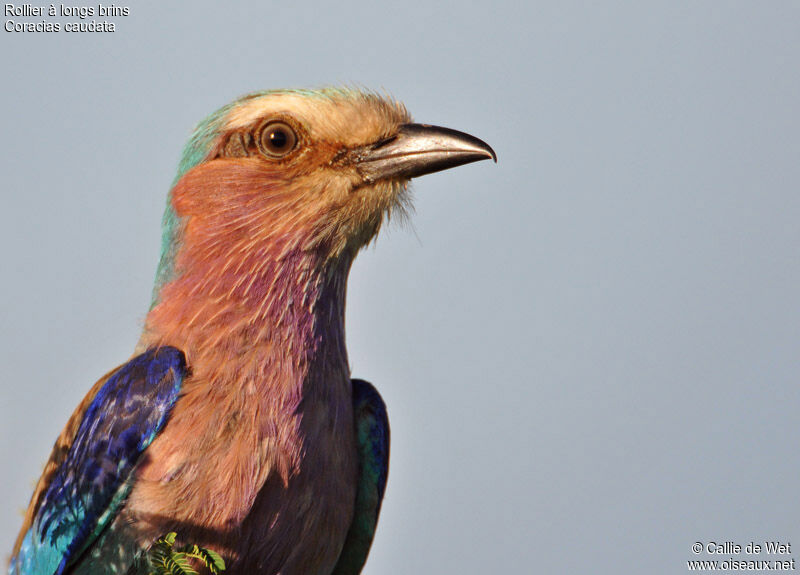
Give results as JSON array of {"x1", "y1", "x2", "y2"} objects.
[{"x1": 8, "y1": 87, "x2": 496, "y2": 575}]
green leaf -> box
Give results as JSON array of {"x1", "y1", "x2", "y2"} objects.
[
  {"x1": 145, "y1": 532, "x2": 226, "y2": 575},
  {"x1": 203, "y1": 549, "x2": 226, "y2": 572},
  {"x1": 171, "y1": 552, "x2": 199, "y2": 575}
]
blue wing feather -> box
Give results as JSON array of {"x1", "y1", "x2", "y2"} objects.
[
  {"x1": 352, "y1": 380, "x2": 389, "y2": 504},
  {"x1": 331, "y1": 378, "x2": 390, "y2": 575},
  {"x1": 10, "y1": 346, "x2": 187, "y2": 575}
]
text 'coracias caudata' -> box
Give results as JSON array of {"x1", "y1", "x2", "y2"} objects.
[{"x1": 9, "y1": 88, "x2": 496, "y2": 575}]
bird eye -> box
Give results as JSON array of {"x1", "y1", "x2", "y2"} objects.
[{"x1": 257, "y1": 121, "x2": 298, "y2": 158}]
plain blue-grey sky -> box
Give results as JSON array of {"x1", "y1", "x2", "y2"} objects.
[{"x1": 2, "y1": 2, "x2": 799, "y2": 573}]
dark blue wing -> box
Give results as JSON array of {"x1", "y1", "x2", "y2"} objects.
[
  {"x1": 9, "y1": 346, "x2": 187, "y2": 575},
  {"x1": 331, "y1": 379, "x2": 390, "y2": 575}
]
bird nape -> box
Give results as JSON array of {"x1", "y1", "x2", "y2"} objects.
[{"x1": 9, "y1": 87, "x2": 496, "y2": 575}]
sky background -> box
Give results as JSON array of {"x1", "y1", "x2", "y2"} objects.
[{"x1": 2, "y1": 2, "x2": 799, "y2": 573}]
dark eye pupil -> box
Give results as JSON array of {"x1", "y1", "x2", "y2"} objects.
[
  {"x1": 258, "y1": 121, "x2": 297, "y2": 158},
  {"x1": 269, "y1": 129, "x2": 287, "y2": 149}
]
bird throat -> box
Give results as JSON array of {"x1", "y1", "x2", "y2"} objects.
[
  {"x1": 128, "y1": 235, "x2": 358, "y2": 560},
  {"x1": 138, "y1": 196, "x2": 356, "y2": 486},
  {"x1": 142, "y1": 160, "x2": 357, "y2": 369}
]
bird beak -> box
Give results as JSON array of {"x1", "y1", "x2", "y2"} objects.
[{"x1": 351, "y1": 123, "x2": 497, "y2": 184}]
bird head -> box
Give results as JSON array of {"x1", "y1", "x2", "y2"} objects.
[{"x1": 150, "y1": 88, "x2": 495, "y2": 317}]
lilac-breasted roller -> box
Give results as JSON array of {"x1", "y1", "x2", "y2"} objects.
[{"x1": 8, "y1": 88, "x2": 496, "y2": 575}]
